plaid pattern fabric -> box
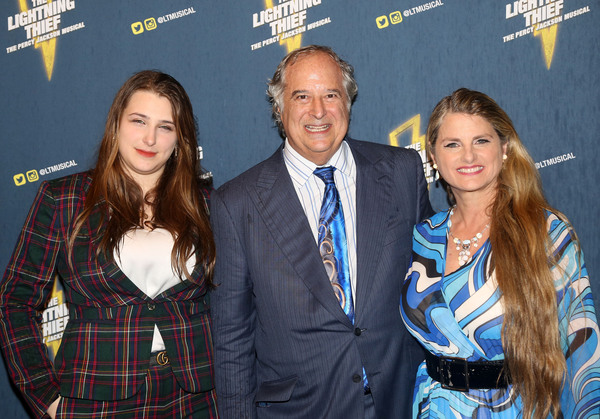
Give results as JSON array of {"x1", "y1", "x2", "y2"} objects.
[
  {"x1": 56, "y1": 362, "x2": 218, "y2": 418},
  {"x1": 0, "y1": 172, "x2": 215, "y2": 418}
]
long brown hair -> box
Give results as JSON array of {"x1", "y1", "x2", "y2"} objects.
[
  {"x1": 69, "y1": 70, "x2": 215, "y2": 285},
  {"x1": 426, "y1": 88, "x2": 568, "y2": 418}
]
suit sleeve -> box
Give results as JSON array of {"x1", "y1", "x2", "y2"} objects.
[
  {"x1": 210, "y1": 188, "x2": 258, "y2": 419},
  {"x1": 0, "y1": 182, "x2": 61, "y2": 419}
]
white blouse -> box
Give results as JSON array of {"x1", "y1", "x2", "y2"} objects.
[{"x1": 115, "y1": 228, "x2": 195, "y2": 352}]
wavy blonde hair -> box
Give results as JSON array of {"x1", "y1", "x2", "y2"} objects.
[
  {"x1": 426, "y1": 88, "x2": 568, "y2": 418},
  {"x1": 69, "y1": 70, "x2": 215, "y2": 285}
]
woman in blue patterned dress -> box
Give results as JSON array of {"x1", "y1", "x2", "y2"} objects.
[{"x1": 400, "y1": 88, "x2": 600, "y2": 418}]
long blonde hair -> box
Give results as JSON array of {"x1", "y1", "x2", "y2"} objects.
[
  {"x1": 69, "y1": 70, "x2": 215, "y2": 285},
  {"x1": 426, "y1": 88, "x2": 567, "y2": 417}
]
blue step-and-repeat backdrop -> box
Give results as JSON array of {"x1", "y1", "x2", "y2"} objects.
[{"x1": 1, "y1": 1, "x2": 597, "y2": 416}]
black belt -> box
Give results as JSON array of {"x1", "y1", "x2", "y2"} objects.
[
  {"x1": 149, "y1": 350, "x2": 169, "y2": 367},
  {"x1": 425, "y1": 351, "x2": 510, "y2": 391}
]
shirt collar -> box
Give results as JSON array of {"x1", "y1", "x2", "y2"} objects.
[
  {"x1": 283, "y1": 139, "x2": 354, "y2": 187},
  {"x1": 283, "y1": 138, "x2": 356, "y2": 186}
]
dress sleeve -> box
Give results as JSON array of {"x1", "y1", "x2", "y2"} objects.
[
  {"x1": 550, "y1": 215, "x2": 600, "y2": 418},
  {"x1": 0, "y1": 181, "x2": 61, "y2": 418}
]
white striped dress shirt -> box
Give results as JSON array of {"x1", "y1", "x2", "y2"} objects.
[{"x1": 283, "y1": 139, "x2": 358, "y2": 301}]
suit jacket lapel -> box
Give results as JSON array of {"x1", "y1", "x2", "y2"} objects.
[
  {"x1": 351, "y1": 143, "x2": 392, "y2": 324},
  {"x1": 249, "y1": 147, "x2": 353, "y2": 327}
]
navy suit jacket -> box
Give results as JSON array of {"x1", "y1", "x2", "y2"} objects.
[{"x1": 210, "y1": 139, "x2": 433, "y2": 418}]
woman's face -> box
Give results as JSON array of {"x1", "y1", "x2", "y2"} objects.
[
  {"x1": 117, "y1": 90, "x2": 177, "y2": 191},
  {"x1": 432, "y1": 112, "x2": 507, "y2": 202}
]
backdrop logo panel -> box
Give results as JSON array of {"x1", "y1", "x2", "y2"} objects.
[
  {"x1": 376, "y1": 0, "x2": 444, "y2": 29},
  {"x1": 250, "y1": 0, "x2": 331, "y2": 53},
  {"x1": 503, "y1": 0, "x2": 592, "y2": 69},
  {"x1": 5, "y1": 0, "x2": 85, "y2": 80},
  {"x1": 378, "y1": 1, "x2": 448, "y2": 185},
  {"x1": 11, "y1": 159, "x2": 78, "y2": 187},
  {"x1": 502, "y1": 0, "x2": 589, "y2": 171},
  {"x1": 41, "y1": 278, "x2": 68, "y2": 361},
  {"x1": 130, "y1": 6, "x2": 196, "y2": 36},
  {"x1": 535, "y1": 152, "x2": 576, "y2": 170},
  {"x1": 389, "y1": 115, "x2": 437, "y2": 185},
  {"x1": 375, "y1": 11, "x2": 401, "y2": 29}
]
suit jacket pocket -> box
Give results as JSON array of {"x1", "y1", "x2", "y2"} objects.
[{"x1": 255, "y1": 375, "x2": 298, "y2": 404}]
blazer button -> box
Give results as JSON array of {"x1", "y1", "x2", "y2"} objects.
[
  {"x1": 354, "y1": 327, "x2": 362, "y2": 336},
  {"x1": 352, "y1": 374, "x2": 362, "y2": 383},
  {"x1": 147, "y1": 302, "x2": 156, "y2": 310}
]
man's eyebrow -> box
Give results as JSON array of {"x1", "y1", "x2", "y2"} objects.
[
  {"x1": 290, "y1": 89, "x2": 309, "y2": 96},
  {"x1": 290, "y1": 88, "x2": 343, "y2": 96}
]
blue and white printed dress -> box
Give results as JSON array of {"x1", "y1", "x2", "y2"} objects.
[{"x1": 400, "y1": 209, "x2": 600, "y2": 418}]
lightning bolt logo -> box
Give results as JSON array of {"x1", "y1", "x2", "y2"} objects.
[
  {"x1": 19, "y1": 0, "x2": 56, "y2": 81},
  {"x1": 42, "y1": 277, "x2": 67, "y2": 359},
  {"x1": 534, "y1": 25, "x2": 558, "y2": 69},
  {"x1": 388, "y1": 114, "x2": 425, "y2": 150},
  {"x1": 388, "y1": 114, "x2": 437, "y2": 184},
  {"x1": 264, "y1": 0, "x2": 303, "y2": 53}
]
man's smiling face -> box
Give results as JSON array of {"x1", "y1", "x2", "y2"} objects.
[{"x1": 280, "y1": 51, "x2": 350, "y2": 166}]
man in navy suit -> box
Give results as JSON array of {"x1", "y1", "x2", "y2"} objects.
[{"x1": 211, "y1": 45, "x2": 433, "y2": 418}]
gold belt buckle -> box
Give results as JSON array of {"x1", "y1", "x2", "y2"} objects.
[{"x1": 156, "y1": 350, "x2": 169, "y2": 366}]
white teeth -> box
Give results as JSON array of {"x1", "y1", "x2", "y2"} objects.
[
  {"x1": 458, "y1": 166, "x2": 483, "y2": 173},
  {"x1": 305, "y1": 124, "x2": 329, "y2": 132}
]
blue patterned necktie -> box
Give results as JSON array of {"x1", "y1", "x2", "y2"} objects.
[
  {"x1": 314, "y1": 167, "x2": 369, "y2": 391},
  {"x1": 314, "y1": 166, "x2": 354, "y2": 322}
]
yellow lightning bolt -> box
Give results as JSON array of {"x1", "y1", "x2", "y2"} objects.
[
  {"x1": 389, "y1": 114, "x2": 440, "y2": 184},
  {"x1": 534, "y1": 24, "x2": 558, "y2": 70},
  {"x1": 389, "y1": 114, "x2": 437, "y2": 185},
  {"x1": 264, "y1": 0, "x2": 303, "y2": 53},
  {"x1": 388, "y1": 114, "x2": 425, "y2": 150},
  {"x1": 20, "y1": 0, "x2": 56, "y2": 81}
]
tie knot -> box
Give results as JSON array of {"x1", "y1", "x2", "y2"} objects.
[{"x1": 314, "y1": 166, "x2": 335, "y2": 185}]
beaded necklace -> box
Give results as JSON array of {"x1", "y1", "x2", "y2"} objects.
[{"x1": 447, "y1": 207, "x2": 490, "y2": 266}]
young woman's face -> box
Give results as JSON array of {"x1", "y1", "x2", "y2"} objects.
[{"x1": 117, "y1": 90, "x2": 177, "y2": 191}]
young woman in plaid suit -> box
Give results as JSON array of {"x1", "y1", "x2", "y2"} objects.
[{"x1": 0, "y1": 71, "x2": 218, "y2": 418}]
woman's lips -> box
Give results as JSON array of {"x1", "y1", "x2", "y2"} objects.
[{"x1": 136, "y1": 149, "x2": 157, "y2": 158}]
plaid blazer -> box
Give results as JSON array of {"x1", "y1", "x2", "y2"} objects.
[{"x1": 0, "y1": 172, "x2": 214, "y2": 418}]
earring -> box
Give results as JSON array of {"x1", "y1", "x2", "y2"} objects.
[
  {"x1": 432, "y1": 163, "x2": 438, "y2": 170},
  {"x1": 503, "y1": 154, "x2": 507, "y2": 161},
  {"x1": 174, "y1": 147, "x2": 178, "y2": 158}
]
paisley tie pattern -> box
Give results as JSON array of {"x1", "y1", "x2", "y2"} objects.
[
  {"x1": 315, "y1": 166, "x2": 369, "y2": 390},
  {"x1": 314, "y1": 166, "x2": 354, "y2": 321}
]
